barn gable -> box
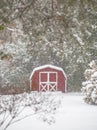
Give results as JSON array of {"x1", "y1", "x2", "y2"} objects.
[{"x1": 30, "y1": 64, "x2": 67, "y2": 92}]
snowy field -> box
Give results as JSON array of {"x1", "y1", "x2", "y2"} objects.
[{"x1": 6, "y1": 93, "x2": 97, "y2": 130}]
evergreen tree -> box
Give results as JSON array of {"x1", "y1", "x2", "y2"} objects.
[{"x1": 82, "y1": 60, "x2": 97, "y2": 105}]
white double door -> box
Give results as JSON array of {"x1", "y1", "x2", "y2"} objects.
[{"x1": 39, "y1": 72, "x2": 57, "y2": 92}]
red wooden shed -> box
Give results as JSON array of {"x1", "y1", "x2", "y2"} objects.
[{"x1": 30, "y1": 65, "x2": 67, "y2": 92}]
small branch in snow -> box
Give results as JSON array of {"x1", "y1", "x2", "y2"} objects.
[
  {"x1": 73, "y1": 34, "x2": 84, "y2": 45},
  {"x1": 6, "y1": 27, "x2": 15, "y2": 32}
]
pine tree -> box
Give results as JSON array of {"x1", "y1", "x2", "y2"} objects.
[{"x1": 82, "y1": 60, "x2": 97, "y2": 105}]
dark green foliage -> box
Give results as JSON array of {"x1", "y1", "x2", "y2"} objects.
[
  {"x1": 0, "y1": 51, "x2": 12, "y2": 60},
  {"x1": 0, "y1": 25, "x2": 4, "y2": 30}
]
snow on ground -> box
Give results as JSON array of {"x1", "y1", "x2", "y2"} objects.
[{"x1": 7, "y1": 93, "x2": 97, "y2": 130}]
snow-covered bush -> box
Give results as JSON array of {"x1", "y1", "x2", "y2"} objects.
[
  {"x1": 81, "y1": 60, "x2": 97, "y2": 105},
  {"x1": 0, "y1": 92, "x2": 62, "y2": 130}
]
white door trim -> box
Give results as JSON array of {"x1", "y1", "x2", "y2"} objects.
[{"x1": 39, "y1": 72, "x2": 58, "y2": 91}]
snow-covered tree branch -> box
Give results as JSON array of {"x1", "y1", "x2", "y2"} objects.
[{"x1": 81, "y1": 60, "x2": 97, "y2": 105}]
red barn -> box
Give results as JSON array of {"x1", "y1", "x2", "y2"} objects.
[{"x1": 30, "y1": 65, "x2": 67, "y2": 92}]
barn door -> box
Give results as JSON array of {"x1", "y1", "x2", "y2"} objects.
[{"x1": 39, "y1": 72, "x2": 57, "y2": 92}]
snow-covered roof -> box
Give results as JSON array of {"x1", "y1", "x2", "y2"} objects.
[{"x1": 30, "y1": 64, "x2": 67, "y2": 79}]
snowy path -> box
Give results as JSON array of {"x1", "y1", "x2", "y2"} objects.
[{"x1": 7, "y1": 93, "x2": 97, "y2": 130}]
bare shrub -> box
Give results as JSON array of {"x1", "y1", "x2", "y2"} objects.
[{"x1": 0, "y1": 92, "x2": 62, "y2": 130}]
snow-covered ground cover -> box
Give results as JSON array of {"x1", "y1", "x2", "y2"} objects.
[
  {"x1": 0, "y1": 92, "x2": 62, "y2": 130},
  {"x1": 4, "y1": 93, "x2": 97, "y2": 130}
]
